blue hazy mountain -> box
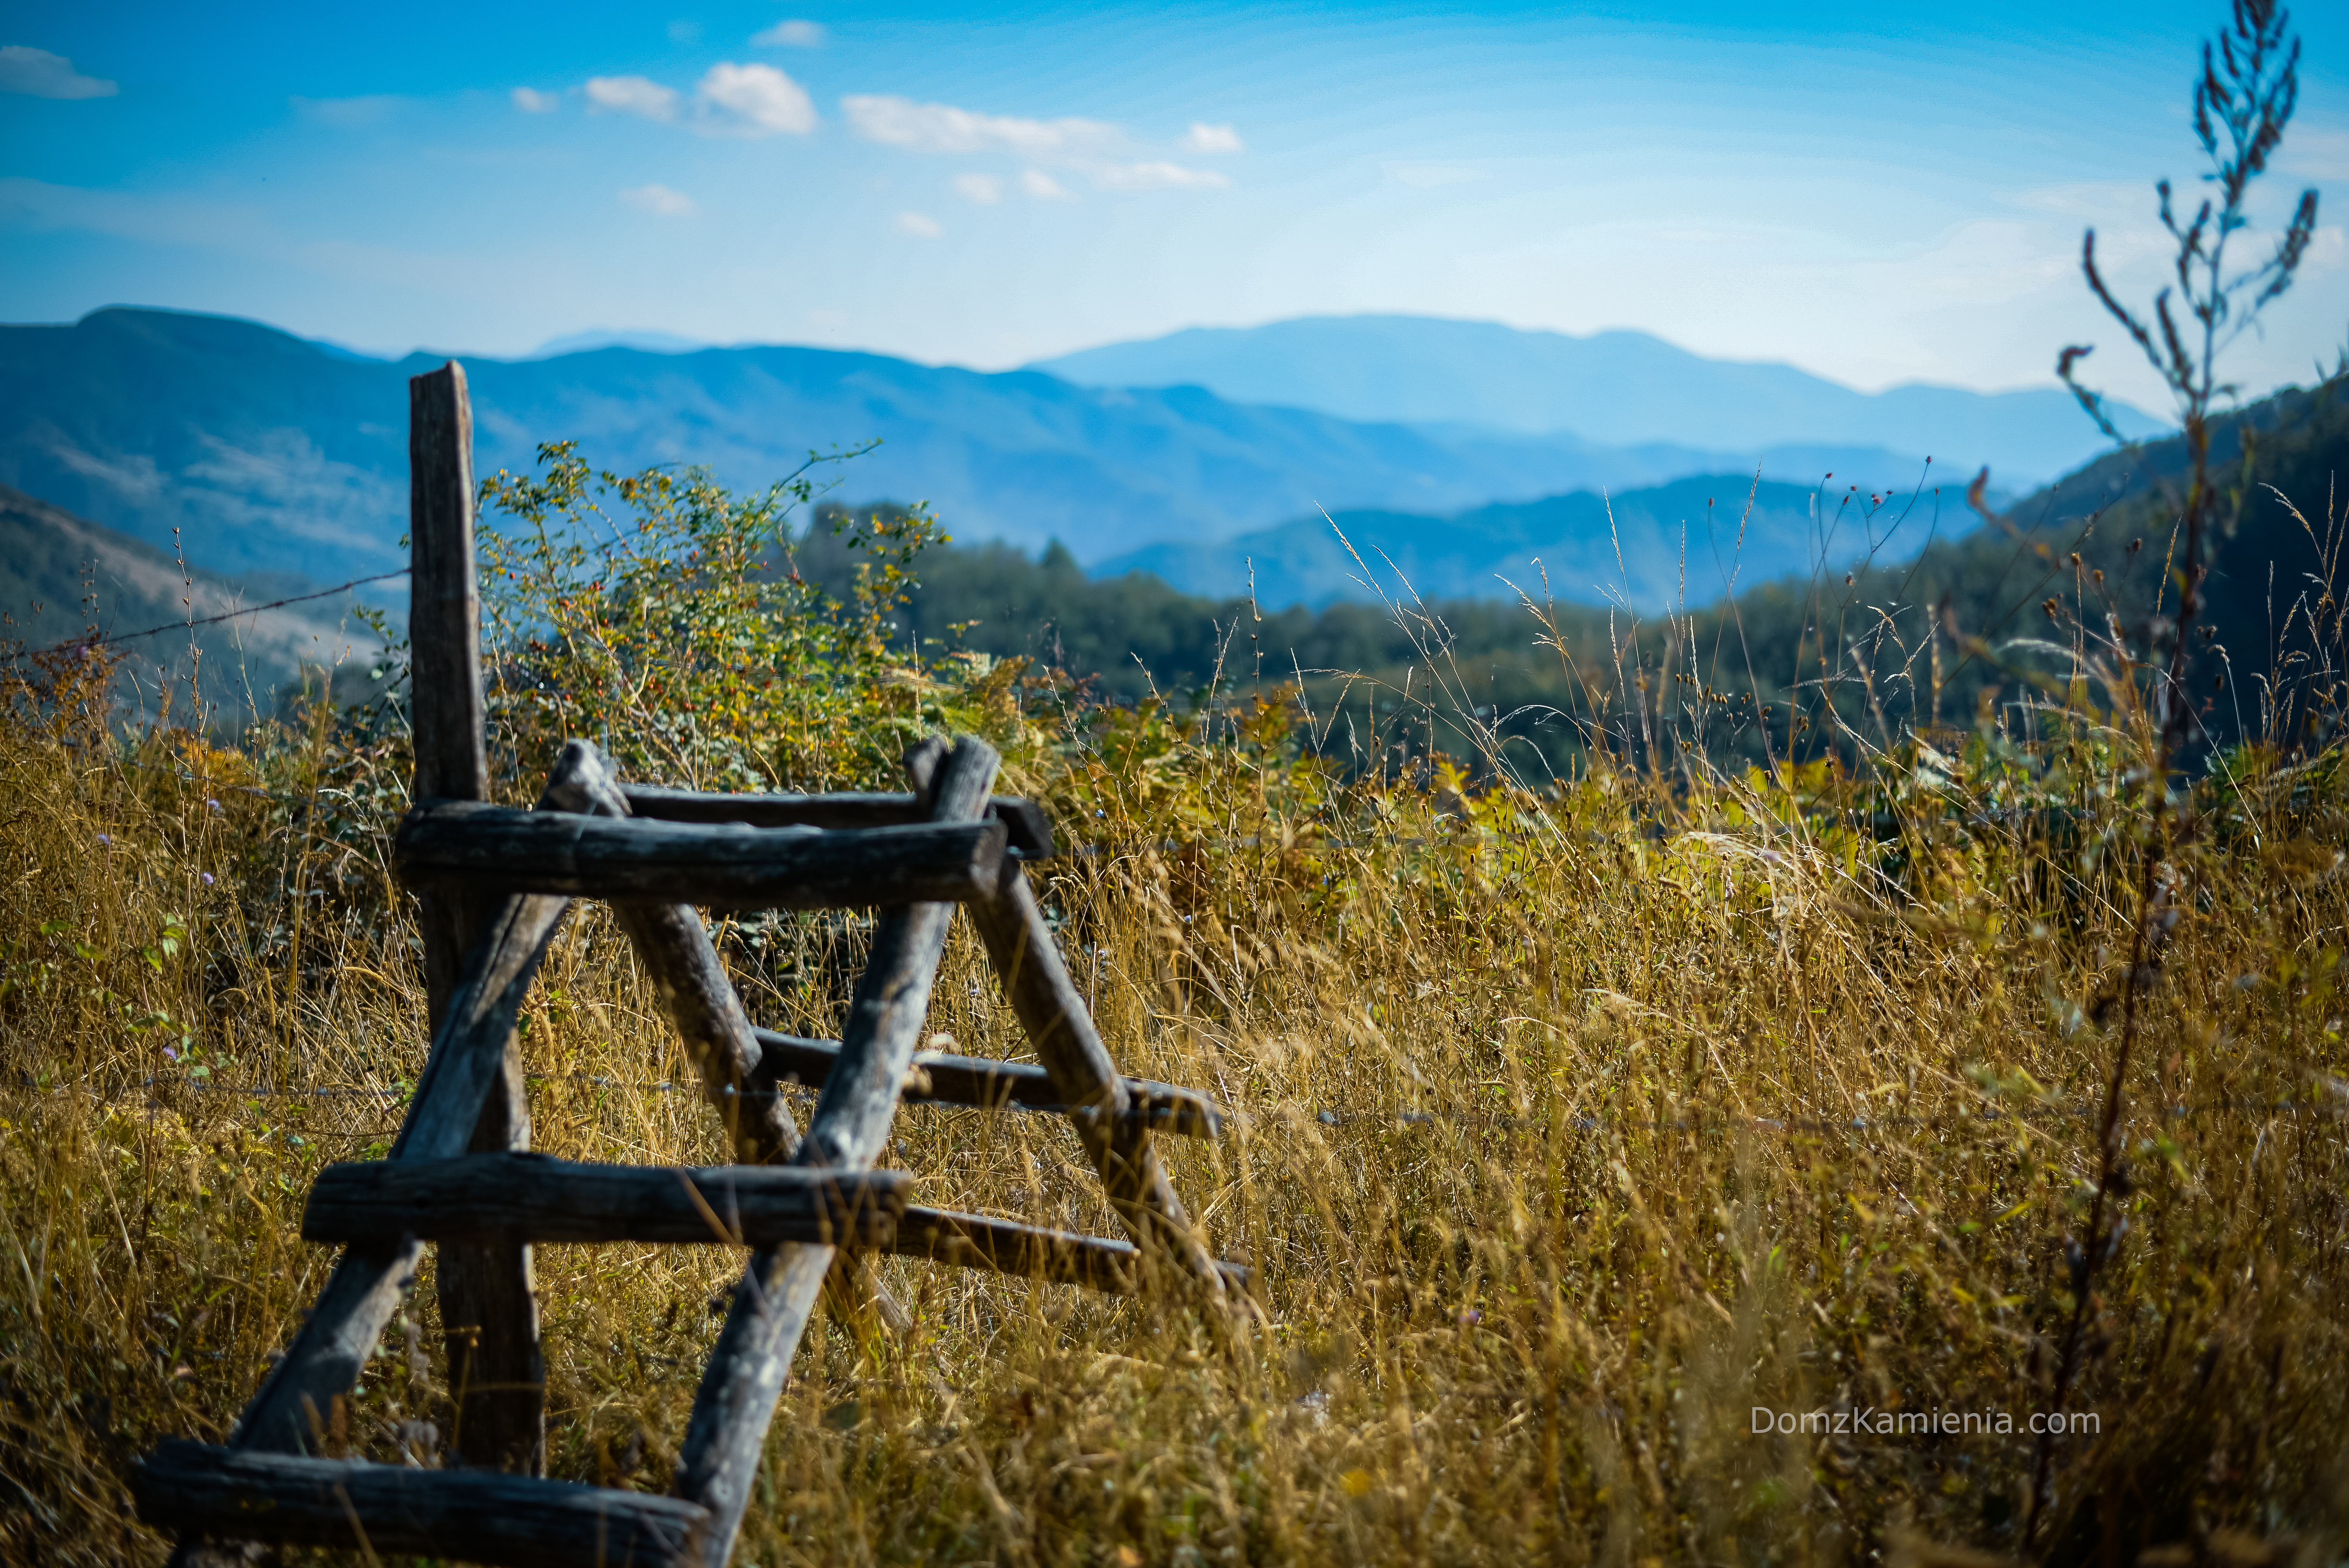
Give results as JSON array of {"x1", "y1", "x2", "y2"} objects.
[
  {"x1": 1096, "y1": 473, "x2": 1969, "y2": 613},
  {"x1": 0, "y1": 308, "x2": 1939, "y2": 592},
  {"x1": 1032, "y1": 315, "x2": 2166, "y2": 490}
]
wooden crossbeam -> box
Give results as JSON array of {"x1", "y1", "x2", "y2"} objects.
[
  {"x1": 396, "y1": 802, "x2": 1007, "y2": 909},
  {"x1": 966, "y1": 863, "x2": 1231, "y2": 1299},
  {"x1": 303, "y1": 1154, "x2": 910, "y2": 1248},
  {"x1": 672, "y1": 737, "x2": 1002, "y2": 1567},
  {"x1": 622, "y1": 785, "x2": 1057, "y2": 861},
  {"x1": 139, "y1": 1441, "x2": 706, "y2": 1568},
  {"x1": 745, "y1": 1028, "x2": 1225, "y2": 1136},
  {"x1": 892, "y1": 1206, "x2": 1250, "y2": 1295},
  {"x1": 541, "y1": 740, "x2": 914, "y2": 1333}
]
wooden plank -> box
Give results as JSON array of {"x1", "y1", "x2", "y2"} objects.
[
  {"x1": 747, "y1": 1028, "x2": 1224, "y2": 1137},
  {"x1": 303, "y1": 1154, "x2": 910, "y2": 1248},
  {"x1": 391, "y1": 893, "x2": 574, "y2": 1162},
  {"x1": 210, "y1": 755, "x2": 590, "y2": 1461},
  {"x1": 396, "y1": 804, "x2": 1008, "y2": 911},
  {"x1": 540, "y1": 741, "x2": 803, "y2": 1163},
  {"x1": 673, "y1": 737, "x2": 1000, "y2": 1568},
  {"x1": 408, "y1": 362, "x2": 487, "y2": 810},
  {"x1": 137, "y1": 1440, "x2": 705, "y2": 1568},
  {"x1": 621, "y1": 786, "x2": 1057, "y2": 861},
  {"x1": 213, "y1": 889, "x2": 572, "y2": 1464},
  {"x1": 220, "y1": 1244, "x2": 421, "y2": 1456},
  {"x1": 544, "y1": 740, "x2": 909, "y2": 1333},
  {"x1": 888, "y1": 1206, "x2": 1249, "y2": 1296},
  {"x1": 408, "y1": 359, "x2": 542, "y2": 1475},
  {"x1": 966, "y1": 862, "x2": 1228, "y2": 1297}
]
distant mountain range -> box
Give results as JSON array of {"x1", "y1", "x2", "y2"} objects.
[
  {"x1": 1032, "y1": 315, "x2": 2168, "y2": 489},
  {"x1": 2, "y1": 308, "x2": 2015, "y2": 599},
  {"x1": 1098, "y1": 473, "x2": 1968, "y2": 612}
]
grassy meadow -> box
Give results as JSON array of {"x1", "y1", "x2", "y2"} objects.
[{"x1": 4, "y1": 425, "x2": 2349, "y2": 1568}]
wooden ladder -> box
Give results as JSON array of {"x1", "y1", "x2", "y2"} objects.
[{"x1": 135, "y1": 363, "x2": 1240, "y2": 1568}]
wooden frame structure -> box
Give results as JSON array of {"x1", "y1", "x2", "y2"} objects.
[{"x1": 136, "y1": 362, "x2": 1239, "y2": 1568}]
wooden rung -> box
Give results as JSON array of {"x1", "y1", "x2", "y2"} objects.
[
  {"x1": 136, "y1": 1440, "x2": 704, "y2": 1568},
  {"x1": 891, "y1": 1206, "x2": 1251, "y2": 1296},
  {"x1": 301, "y1": 1153, "x2": 911, "y2": 1249},
  {"x1": 395, "y1": 804, "x2": 1006, "y2": 910},
  {"x1": 622, "y1": 786, "x2": 1057, "y2": 861},
  {"x1": 748, "y1": 1028, "x2": 1225, "y2": 1137}
]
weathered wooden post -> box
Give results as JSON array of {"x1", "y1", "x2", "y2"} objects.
[{"x1": 410, "y1": 362, "x2": 545, "y2": 1475}]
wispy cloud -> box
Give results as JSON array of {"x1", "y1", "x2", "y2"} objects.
[
  {"x1": 0, "y1": 176, "x2": 257, "y2": 248},
  {"x1": 844, "y1": 95, "x2": 1119, "y2": 160},
  {"x1": 844, "y1": 94, "x2": 1232, "y2": 198},
  {"x1": 620, "y1": 183, "x2": 697, "y2": 217},
  {"x1": 586, "y1": 75, "x2": 679, "y2": 122},
  {"x1": 0, "y1": 46, "x2": 116, "y2": 100},
  {"x1": 696, "y1": 62, "x2": 815, "y2": 136},
  {"x1": 1178, "y1": 122, "x2": 1243, "y2": 155},
  {"x1": 585, "y1": 66, "x2": 814, "y2": 136},
  {"x1": 895, "y1": 210, "x2": 943, "y2": 239},
  {"x1": 1090, "y1": 160, "x2": 1228, "y2": 192},
  {"x1": 952, "y1": 172, "x2": 1002, "y2": 205},
  {"x1": 753, "y1": 18, "x2": 825, "y2": 47},
  {"x1": 1021, "y1": 169, "x2": 1076, "y2": 203},
  {"x1": 511, "y1": 86, "x2": 559, "y2": 114}
]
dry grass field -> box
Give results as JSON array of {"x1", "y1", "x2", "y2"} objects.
[{"x1": 5, "y1": 431, "x2": 2348, "y2": 1568}]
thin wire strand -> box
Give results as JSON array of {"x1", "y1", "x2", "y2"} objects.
[{"x1": 2, "y1": 569, "x2": 410, "y2": 664}]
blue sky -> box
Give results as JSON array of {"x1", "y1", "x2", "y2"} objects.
[{"x1": 3, "y1": 1, "x2": 2344, "y2": 411}]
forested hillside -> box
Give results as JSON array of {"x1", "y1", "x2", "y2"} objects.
[{"x1": 810, "y1": 379, "x2": 2345, "y2": 770}]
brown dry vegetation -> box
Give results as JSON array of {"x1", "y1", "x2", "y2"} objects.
[{"x1": 5, "y1": 451, "x2": 2349, "y2": 1567}]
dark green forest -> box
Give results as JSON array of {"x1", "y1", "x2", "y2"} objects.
[{"x1": 793, "y1": 379, "x2": 2348, "y2": 780}]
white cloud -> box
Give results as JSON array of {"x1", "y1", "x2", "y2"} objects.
[
  {"x1": 695, "y1": 62, "x2": 815, "y2": 136},
  {"x1": 1090, "y1": 160, "x2": 1229, "y2": 192},
  {"x1": 511, "y1": 86, "x2": 559, "y2": 113},
  {"x1": 0, "y1": 46, "x2": 116, "y2": 100},
  {"x1": 620, "y1": 183, "x2": 697, "y2": 217},
  {"x1": 952, "y1": 172, "x2": 1002, "y2": 205},
  {"x1": 1178, "y1": 121, "x2": 1243, "y2": 155},
  {"x1": 586, "y1": 75, "x2": 680, "y2": 122},
  {"x1": 895, "y1": 210, "x2": 943, "y2": 239},
  {"x1": 843, "y1": 94, "x2": 1119, "y2": 160},
  {"x1": 753, "y1": 18, "x2": 825, "y2": 47},
  {"x1": 1020, "y1": 169, "x2": 1076, "y2": 203}
]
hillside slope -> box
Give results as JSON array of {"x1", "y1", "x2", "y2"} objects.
[{"x1": 0, "y1": 485, "x2": 381, "y2": 723}]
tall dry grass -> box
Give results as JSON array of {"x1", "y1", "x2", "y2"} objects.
[{"x1": 5, "y1": 483, "x2": 2349, "y2": 1568}]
